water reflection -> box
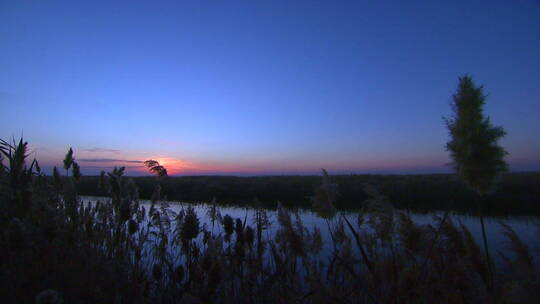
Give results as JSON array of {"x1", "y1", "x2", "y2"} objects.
[{"x1": 82, "y1": 196, "x2": 540, "y2": 266}]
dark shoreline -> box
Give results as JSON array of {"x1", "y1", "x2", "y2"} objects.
[{"x1": 73, "y1": 172, "x2": 540, "y2": 216}]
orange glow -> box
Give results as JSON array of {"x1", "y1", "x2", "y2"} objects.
[
  {"x1": 91, "y1": 152, "x2": 450, "y2": 176},
  {"x1": 146, "y1": 157, "x2": 184, "y2": 175}
]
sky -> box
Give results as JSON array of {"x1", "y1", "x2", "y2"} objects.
[{"x1": 1, "y1": 0, "x2": 539, "y2": 176}]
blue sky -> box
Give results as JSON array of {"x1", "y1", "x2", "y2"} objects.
[{"x1": 1, "y1": 0, "x2": 539, "y2": 175}]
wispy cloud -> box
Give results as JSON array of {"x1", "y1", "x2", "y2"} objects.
[
  {"x1": 78, "y1": 158, "x2": 144, "y2": 164},
  {"x1": 83, "y1": 165, "x2": 143, "y2": 169},
  {"x1": 81, "y1": 148, "x2": 121, "y2": 153}
]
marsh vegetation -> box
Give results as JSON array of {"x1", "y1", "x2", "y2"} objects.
[
  {"x1": 1, "y1": 138, "x2": 539, "y2": 303},
  {"x1": 75, "y1": 172, "x2": 540, "y2": 216},
  {"x1": 1, "y1": 77, "x2": 539, "y2": 303}
]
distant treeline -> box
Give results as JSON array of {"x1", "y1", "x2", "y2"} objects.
[{"x1": 75, "y1": 172, "x2": 540, "y2": 215}]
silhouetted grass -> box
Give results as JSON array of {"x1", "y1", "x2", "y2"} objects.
[{"x1": 2, "y1": 139, "x2": 540, "y2": 303}]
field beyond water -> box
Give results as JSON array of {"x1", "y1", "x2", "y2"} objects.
[{"x1": 76, "y1": 172, "x2": 540, "y2": 215}]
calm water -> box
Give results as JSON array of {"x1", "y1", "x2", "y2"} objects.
[{"x1": 82, "y1": 196, "x2": 540, "y2": 266}]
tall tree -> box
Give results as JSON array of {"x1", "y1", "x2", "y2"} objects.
[
  {"x1": 445, "y1": 75, "x2": 508, "y2": 293},
  {"x1": 446, "y1": 75, "x2": 508, "y2": 194}
]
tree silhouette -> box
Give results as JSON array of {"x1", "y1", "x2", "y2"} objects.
[
  {"x1": 144, "y1": 160, "x2": 168, "y2": 177},
  {"x1": 445, "y1": 75, "x2": 508, "y2": 293},
  {"x1": 446, "y1": 76, "x2": 508, "y2": 194}
]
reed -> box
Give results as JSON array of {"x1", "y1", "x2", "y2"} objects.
[{"x1": 1, "y1": 140, "x2": 539, "y2": 303}]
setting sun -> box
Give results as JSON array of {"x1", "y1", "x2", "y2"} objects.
[{"x1": 143, "y1": 157, "x2": 185, "y2": 175}]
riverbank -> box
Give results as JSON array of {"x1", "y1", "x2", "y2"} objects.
[{"x1": 75, "y1": 172, "x2": 540, "y2": 215}]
